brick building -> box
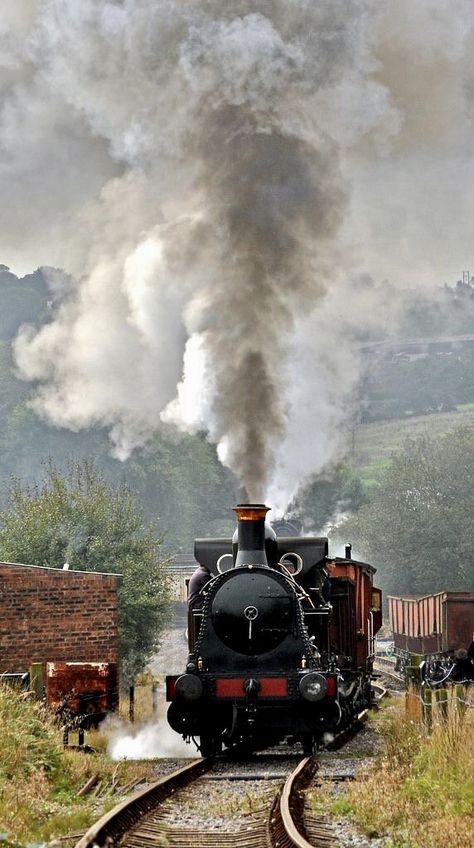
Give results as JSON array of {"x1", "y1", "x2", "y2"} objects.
[{"x1": 0, "y1": 562, "x2": 120, "y2": 673}]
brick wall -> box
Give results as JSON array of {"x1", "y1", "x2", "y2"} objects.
[{"x1": 0, "y1": 562, "x2": 120, "y2": 673}]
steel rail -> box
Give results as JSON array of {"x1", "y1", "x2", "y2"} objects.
[
  {"x1": 74, "y1": 757, "x2": 210, "y2": 848},
  {"x1": 279, "y1": 756, "x2": 319, "y2": 847},
  {"x1": 372, "y1": 681, "x2": 389, "y2": 700},
  {"x1": 75, "y1": 710, "x2": 373, "y2": 847},
  {"x1": 268, "y1": 756, "x2": 337, "y2": 847}
]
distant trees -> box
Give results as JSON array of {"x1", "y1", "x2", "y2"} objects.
[
  {"x1": 334, "y1": 425, "x2": 474, "y2": 597},
  {"x1": 0, "y1": 462, "x2": 172, "y2": 682},
  {"x1": 0, "y1": 339, "x2": 237, "y2": 549},
  {"x1": 289, "y1": 464, "x2": 368, "y2": 534},
  {"x1": 361, "y1": 349, "x2": 474, "y2": 423}
]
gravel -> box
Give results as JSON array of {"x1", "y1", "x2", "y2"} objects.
[{"x1": 308, "y1": 722, "x2": 392, "y2": 847}]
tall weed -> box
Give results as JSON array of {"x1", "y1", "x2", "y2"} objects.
[
  {"x1": 348, "y1": 689, "x2": 474, "y2": 848},
  {"x1": 0, "y1": 684, "x2": 165, "y2": 844}
]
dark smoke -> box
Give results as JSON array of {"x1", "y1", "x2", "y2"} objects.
[
  {"x1": 188, "y1": 113, "x2": 345, "y2": 497},
  {"x1": 2, "y1": 1, "x2": 473, "y2": 508}
]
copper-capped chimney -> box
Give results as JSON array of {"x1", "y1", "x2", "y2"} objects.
[{"x1": 232, "y1": 504, "x2": 271, "y2": 567}]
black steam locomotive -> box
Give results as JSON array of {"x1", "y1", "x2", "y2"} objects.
[{"x1": 166, "y1": 505, "x2": 382, "y2": 755}]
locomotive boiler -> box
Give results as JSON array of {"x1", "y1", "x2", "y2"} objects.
[{"x1": 166, "y1": 504, "x2": 382, "y2": 755}]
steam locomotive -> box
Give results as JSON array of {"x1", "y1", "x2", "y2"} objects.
[{"x1": 166, "y1": 504, "x2": 382, "y2": 755}]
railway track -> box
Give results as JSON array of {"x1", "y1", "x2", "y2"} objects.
[
  {"x1": 75, "y1": 700, "x2": 386, "y2": 848},
  {"x1": 75, "y1": 753, "x2": 336, "y2": 848},
  {"x1": 374, "y1": 657, "x2": 405, "y2": 690}
]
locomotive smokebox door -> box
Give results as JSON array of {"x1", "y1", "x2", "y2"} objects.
[{"x1": 212, "y1": 571, "x2": 292, "y2": 655}]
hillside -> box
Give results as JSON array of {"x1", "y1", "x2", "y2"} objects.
[{"x1": 353, "y1": 404, "x2": 474, "y2": 478}]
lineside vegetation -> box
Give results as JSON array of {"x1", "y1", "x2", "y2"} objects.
[
  {"x1": 0, "y1": 461, "x2": 172, "y2": 682},
  {"x1": 0, "y1": 684, "x2": 156, "y2": 845},
  {"x1": 308, "y1": 693, "x2": 474, "y2": 848}
]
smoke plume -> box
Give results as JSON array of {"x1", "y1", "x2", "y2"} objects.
[{"x1": 2, "y1": 2, "x2": 474, "y2": 508}]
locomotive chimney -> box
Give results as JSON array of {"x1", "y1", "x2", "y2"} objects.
[
  {"x1": 345, "y1": 543, "x2": 352, "y2": 559},
  {"x1": 232, "y1": 504, "x2": 270, "y2": 567}
]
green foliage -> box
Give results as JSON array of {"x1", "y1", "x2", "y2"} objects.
[
  {"x1": 0, "y1": 338, "x2": 237, "y2": 550},
  {"x1": 362, "y1": 349, "x2": 474, "y2": 423},
  {"x1": 399, "y1": 282, "x2": 474, "y2": 337},
  {"x1": 334, "y1": 424, "x2": 474, "y2": 596},
  {"x1": 0, "y1": 683, "x2": 163, "y2": 844},
  {"x1": 0, "y1": 462, "x2": 172, "y2": 681},
  {"x1": 0, "y1": 267, "x2": 48, "y2": 340},
  {"x1": 122, "y1": 430, "x2": 237, "y2": 550},
  {"x1": 0, "y1": 685, "x2": 63, "y2": 782},
  {"x1": 289, "y1": 463, "x2": 368, "y2": 532},
  {"x1": 346, "y1": 695, "x2": 474, "y2": 848}
]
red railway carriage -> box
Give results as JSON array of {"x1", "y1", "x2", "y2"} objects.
[
  {"x1": 330, "y1": 558, "x2": 382, "y2": 669},
  {"x1": 388, "y1": 592, "x2": 474, "y2": 655}
]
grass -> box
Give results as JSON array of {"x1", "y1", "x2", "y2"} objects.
[
  {"x1": 307, "y1": 691, "x2": 474, "y2": 848},
  {"x1": 352, "y1": 405, "x2": 474, "y2": 470},
  {"x1": 0, "y1": 684, "x2": 158, "y2": 846}
]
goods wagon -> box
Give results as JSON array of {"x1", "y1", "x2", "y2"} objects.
[{"x1": 388, "y1": 592, "x2": 474, "y2": 656}]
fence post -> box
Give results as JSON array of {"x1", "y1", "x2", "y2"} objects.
[
  {"x1": 405, "y1": 654, "x2": 423, "y2": 722},
  {"x1": 422, "y1": 686, "x2": 432, "y2": 728},
  {"x1": 405, "y1": 686, "x2": 421, "y2": 722},
  {"x1": 454, "y1": 683, "x2": 467, "y2": 718},
  {"x1": 30, "y1": 663, "x2": 44, "y2": 700},
  {"x1": 435, "y1": 687, "x2": 448, "y2": 721}
]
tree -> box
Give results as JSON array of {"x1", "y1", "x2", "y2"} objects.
[
  {"x1": 0, "y1": 462, "x2": 172, "y2": 682},
  {"x1": 0, "y1": 338, "x2": 238, "y2": 548},
  {"x1": 333, "y1": 425, "x2": 474, "y2": 598},
  {"x1": 290, "y1": 463, "x2": 368, "y2": 533}
]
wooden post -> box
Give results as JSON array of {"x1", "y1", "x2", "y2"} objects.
[
  {"x1": 405, "y1": 688, "x2": 422, "y2": 722},
  {"x1": 30, "y1": 663, "x2": 44, "y2": 700},
  {"x1": 152, "y1": 681, "x2": 158, "y2": 715},
  {"x1": 405, "y1": 654, "x2": 423, "y2": 722},
  {"x1": 129, "y1": 685, "x2": 135, "y2": 723},
  {"x1": 435, "y1": 687, "x2": 448, "y2": 721},
  {"x1": 455, "y1": 684, "x2": 467, "y2": 718},
  {"x1": 422, "y1": 686, "x2": 432, "y2": 728}
]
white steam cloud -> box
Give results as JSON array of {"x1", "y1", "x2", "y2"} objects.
[
  {"x1": 2, "y1": 2, "x2": 474, "y2": 508},
  {"x1": 107, "y1": 716, "x2": 198, "y2": 761}
]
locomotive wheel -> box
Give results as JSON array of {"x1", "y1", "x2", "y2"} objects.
[
  {"x1": 199, "y1": 734, "x2": 222, "y2": 757},
  {"x1": 301, "y1": 733, "x2": 317, "y2": 756}
]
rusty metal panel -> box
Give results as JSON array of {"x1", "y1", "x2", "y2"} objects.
[
  {"x1": 428, "y1": 596, "x2": 435, "y2": 635},
  {"x1": 389, "y1": 597, "x2": 404, "y2": 635},
  {"x1": 421, "y1": 596, "x2": 429, "y2": 635},
  {"x1": 46, "y1": 661, "x2": 118, "y2": 724},
  {"x1": 389, "y1": 597, "x2": 394, "y2": 632},
  {"x1": 398, "y1": 599, "x2": 404, "y2": 634},
  {"x1": 443, "y1": 594, "x2": 474, "y2": 652},
  {"x1": 390, "y1": 592, "x2": 474, "y2": 655},
  {"x1": 434, "y1": 593, "x2": 442, "y2": 635}
]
